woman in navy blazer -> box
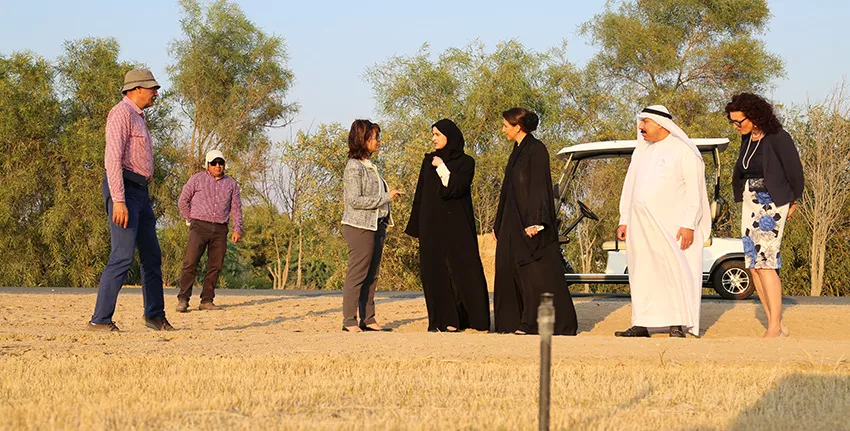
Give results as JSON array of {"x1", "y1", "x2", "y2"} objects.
[{"x1": 726, "y1": 93, "x2": 804, "y2": 338}]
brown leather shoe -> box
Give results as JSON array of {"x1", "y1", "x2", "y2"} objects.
[
  {"x1": 175, "y1": 299, "x2": 189, "y2": 313},
  {"x1": 87, "y1": 322, "x2": 120, "y2": 332},
  {"x1": 144, "y1": 315, "x2": 175, "y2": 331},
  {"x1": 360, "y1": 323, "x2": 391, "y2": 332},
  {"x1": 198, "y1": 302, "x2": 219, "y2": 311}
]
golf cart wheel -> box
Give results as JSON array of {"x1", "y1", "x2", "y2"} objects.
[{"x1": 711, "y1": 260, "x2": 754, "y2": 300}]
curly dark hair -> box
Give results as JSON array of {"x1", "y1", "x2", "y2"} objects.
[
  {"x1": 348, "y1": 119, "x2": 380, "y2": 160},
  {"x1": 724, "y1": 93, "x2": 782, "y2": 135}
]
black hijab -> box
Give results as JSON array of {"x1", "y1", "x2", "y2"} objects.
[{"x1": 429, "y1": 119, "x2": 465, "y2": 162}]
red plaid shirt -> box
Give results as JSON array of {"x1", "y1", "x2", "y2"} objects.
[
  {"x1": 104, "y1": 96, "x2": 154, "y2": 202},
  {"x1": 178, "y1": 171, "x2": 243, "y2": 234}
]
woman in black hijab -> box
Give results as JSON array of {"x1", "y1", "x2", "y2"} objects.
[
  {"x1": 493, "y1": 108, "x2": 578, "y2": 335},
  {"x1": 405, "y1": 119, "x2": 491, "y2": 332}
]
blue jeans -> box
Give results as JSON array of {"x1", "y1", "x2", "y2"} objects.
[{"x1": 91, "y1": 176, "x2": 165, "y2": 324}]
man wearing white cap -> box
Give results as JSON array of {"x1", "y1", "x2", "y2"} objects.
[
  {"x1": 89, "y1": 68, "x2": 174, "y2": 332},
  {"x1": 176, "y1": 150, "x2": 243, "y2": 312},
  {"x1": 614, "y1": 105, "x2": 711, "y2": 338}
]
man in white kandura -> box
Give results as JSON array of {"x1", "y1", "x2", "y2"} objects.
[{"x1": 614, "y1": 105, "x2": 711, "y2": 338}]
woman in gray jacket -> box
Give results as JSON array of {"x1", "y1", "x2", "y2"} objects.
[{"x1": 341, "y1": 119, "x2": 403, "y2": 332}]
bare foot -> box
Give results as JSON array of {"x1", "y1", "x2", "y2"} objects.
[
  {"x1": 343, "y1": 326, "x2": 362, "y2": 333},
  {"x1": 763, "y1": 328, "x2": 782, "y2": 338}
]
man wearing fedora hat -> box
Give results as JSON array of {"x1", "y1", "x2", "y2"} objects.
[
  {"x1": 88, "y1": 68, "x2": 174, "y2": 332},
  {"x1": 176, "y1": 150, "x2": 243, "y2": 312}
]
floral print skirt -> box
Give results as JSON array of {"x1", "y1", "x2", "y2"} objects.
[{"x1": 741, "y1": 178, "x2": 789, "y2": 269}]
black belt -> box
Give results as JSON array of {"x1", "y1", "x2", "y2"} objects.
[
  {"x1": 122, "y1": 169, "x2": 148, "y2": 189},
  {"x1": 192, "y1": 219, "x2": 228, "y2": 227}
]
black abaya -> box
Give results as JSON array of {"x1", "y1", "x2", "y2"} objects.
[
  {"x1": 493, "y1": 133, "x2": 577, "y2": 335},
  {"x1": 405, "y1": 120, "x2": 491, "y2": 332}
]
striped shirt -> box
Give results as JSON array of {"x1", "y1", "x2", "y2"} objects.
[
  {"x1": 178, "y1": 171, "x2": 243, "y2": 234},
  {"x1": 104, "y1": 96, "x2": 154, "y2": 202}
]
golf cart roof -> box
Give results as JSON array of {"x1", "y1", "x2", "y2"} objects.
[{"x1": 556, "y1": 138, "x2": 729, "y2": 161}]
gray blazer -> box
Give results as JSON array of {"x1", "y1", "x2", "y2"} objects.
[{"x1": 341, "y1": 159, "x2": 394, "y2": 231}]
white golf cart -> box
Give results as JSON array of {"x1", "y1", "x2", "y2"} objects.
[{"x1": 554, "y1": 138, "x2": 754, "y2": 300}]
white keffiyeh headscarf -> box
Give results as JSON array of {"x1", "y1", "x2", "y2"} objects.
[
  {"x1": 633, "y1": 104, "x2": 712, "y2": 238},
  {"x1": 636, "y1": 105, "x2": 703, "y2": 158}
]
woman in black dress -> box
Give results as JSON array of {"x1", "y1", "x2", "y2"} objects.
[
  {"x1": 405, "y1": 119, "x2": 491, "y2": 332},
  {"x1": 493, "y1": 108, "x2": 577, "y2": 335}
]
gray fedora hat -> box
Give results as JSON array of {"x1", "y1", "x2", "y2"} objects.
[{"x1": 121, "y1": 68, "x2": 161, "y2": 94}]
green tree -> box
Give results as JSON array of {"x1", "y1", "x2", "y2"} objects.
[
  {"x1": 365, "y1": 40, "x2": 644, "y2": 290},
  {"x1": 367, "y1": 41, "x2": 568, "y2": 231},
  {"x1": 38, "y1": 38, "x2": 131, "y2": 287},
  {"x1": 168, "y1": 0, "x2": 298, "y2": 178},
  {"x1": 240, "y1": 124, "x2": 349, "y2": 290},
  {"x1": 366, "y1": 41, "x2": 554, "y2": 288},
  {"x1": 579, "y1": 0, "x2": 785, "y2": 244},
  {"x1": 0, "y1": 52, "x2": 61, "y2": 286},
  {"x1": 156, "y1": 0, "x2": 299, "y2": 287},
  {"x1": 793, "y1": 81, "x2": 850, "y2": 296},
  {"x1": 580, "y1": 0, "x2": 783, "y2": 127},
  {"x1": 574, "y1": 0, "x2": 788, "y2": 289},
  {"x1": 293, "y1": 124, "x2": 350, "y2": 289},
  {"x1": 0, "y1": 38, "x2": 179, "y2": 287}
]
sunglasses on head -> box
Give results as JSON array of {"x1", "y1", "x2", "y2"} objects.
[{"x1": 209, "y1": 159, "x2": 225, "y2": 167}]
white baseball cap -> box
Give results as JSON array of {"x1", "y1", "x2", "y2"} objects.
[{"x1": 205, "y1": 150, "x2": 226, "y2": 166}]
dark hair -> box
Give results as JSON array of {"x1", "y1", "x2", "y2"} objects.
[
  {"x1": 502, "y1": 107, "x2": 539, "y2": 132},
  {"x1": 348, "y1": 119, "x2": 380, "y2": 160},
  {"x1": 725, "y1": 93, "x2": 782, "y2": 135}
]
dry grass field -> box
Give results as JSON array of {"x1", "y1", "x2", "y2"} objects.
[{"x1": 1, "y1": 289, "x2": 849, "y2": 430}]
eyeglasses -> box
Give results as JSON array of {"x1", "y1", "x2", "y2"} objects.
[
  {"x1": 729, "y1": 117, "x2": 749, "y2": 127},
  {"x1": 209, "y1": 159, "x2": 225, "y2": 166}
]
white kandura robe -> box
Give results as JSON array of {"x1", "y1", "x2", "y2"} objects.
[{"x1": 619, "y1": 135, "x2": 709, "y2": 336}]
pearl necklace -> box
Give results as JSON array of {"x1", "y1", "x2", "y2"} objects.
[{"x1": 742, "y1": 132, "x2": 764, "y2": 170}]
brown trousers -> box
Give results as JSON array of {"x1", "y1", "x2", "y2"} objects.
[
  {"x1": 178, "y1": 220, "x2": 228, "y2": 303},
  {"x1": 341, "y1": 222, "x2": 386, "y2": 327}
]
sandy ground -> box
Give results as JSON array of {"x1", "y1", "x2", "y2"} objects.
[
  {"x1": 2, "y1": 289, "x2": 849, "y2": 430},
  {"x1": 1, "y1": 289, "x2": 848, "y2": 364}
]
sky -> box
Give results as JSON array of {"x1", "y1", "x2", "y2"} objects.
[{"x1": 1, "y1": 0, "x2": 848, "y2": 140}]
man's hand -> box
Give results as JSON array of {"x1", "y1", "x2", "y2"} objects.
[
  {"x1": 616, "y1": 225, "x2": 627, "y2": 241},
  {"x1": 232, "y1": 232, "x2": 242, "y2": 243},
  {"x1": 431, "y1": 156, "x2": 444, "y2": 167},
  {"x1": 677, "y1": 227, "x2": 695, "y2": 250},
  {"x1": 524, "y1": 226, "x2": 540, "y2": 238},
  {"x1": 112, "y1": 202, "x2": 129, "y2": 228},
  {"x1": 389, "y1": 189, "x2": 405, "y2": 200},
  {"x1": 788, "y1": 201, "x2": 797, "y2": 220}
]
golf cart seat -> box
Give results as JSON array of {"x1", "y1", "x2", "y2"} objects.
[{"x1": 601, "y1": 237, "x2": 713, "y2": 251}]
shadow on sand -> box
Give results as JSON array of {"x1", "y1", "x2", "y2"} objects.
[
  {"x1": 573, "y1": 295, "x2": 630, "y2": 334},
  {"x1": 218, "y1": 296, "x2": 416, "y2": 331},
  {"x1": 728, "y1": 373, "x2": 850, "y2": 430}
]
